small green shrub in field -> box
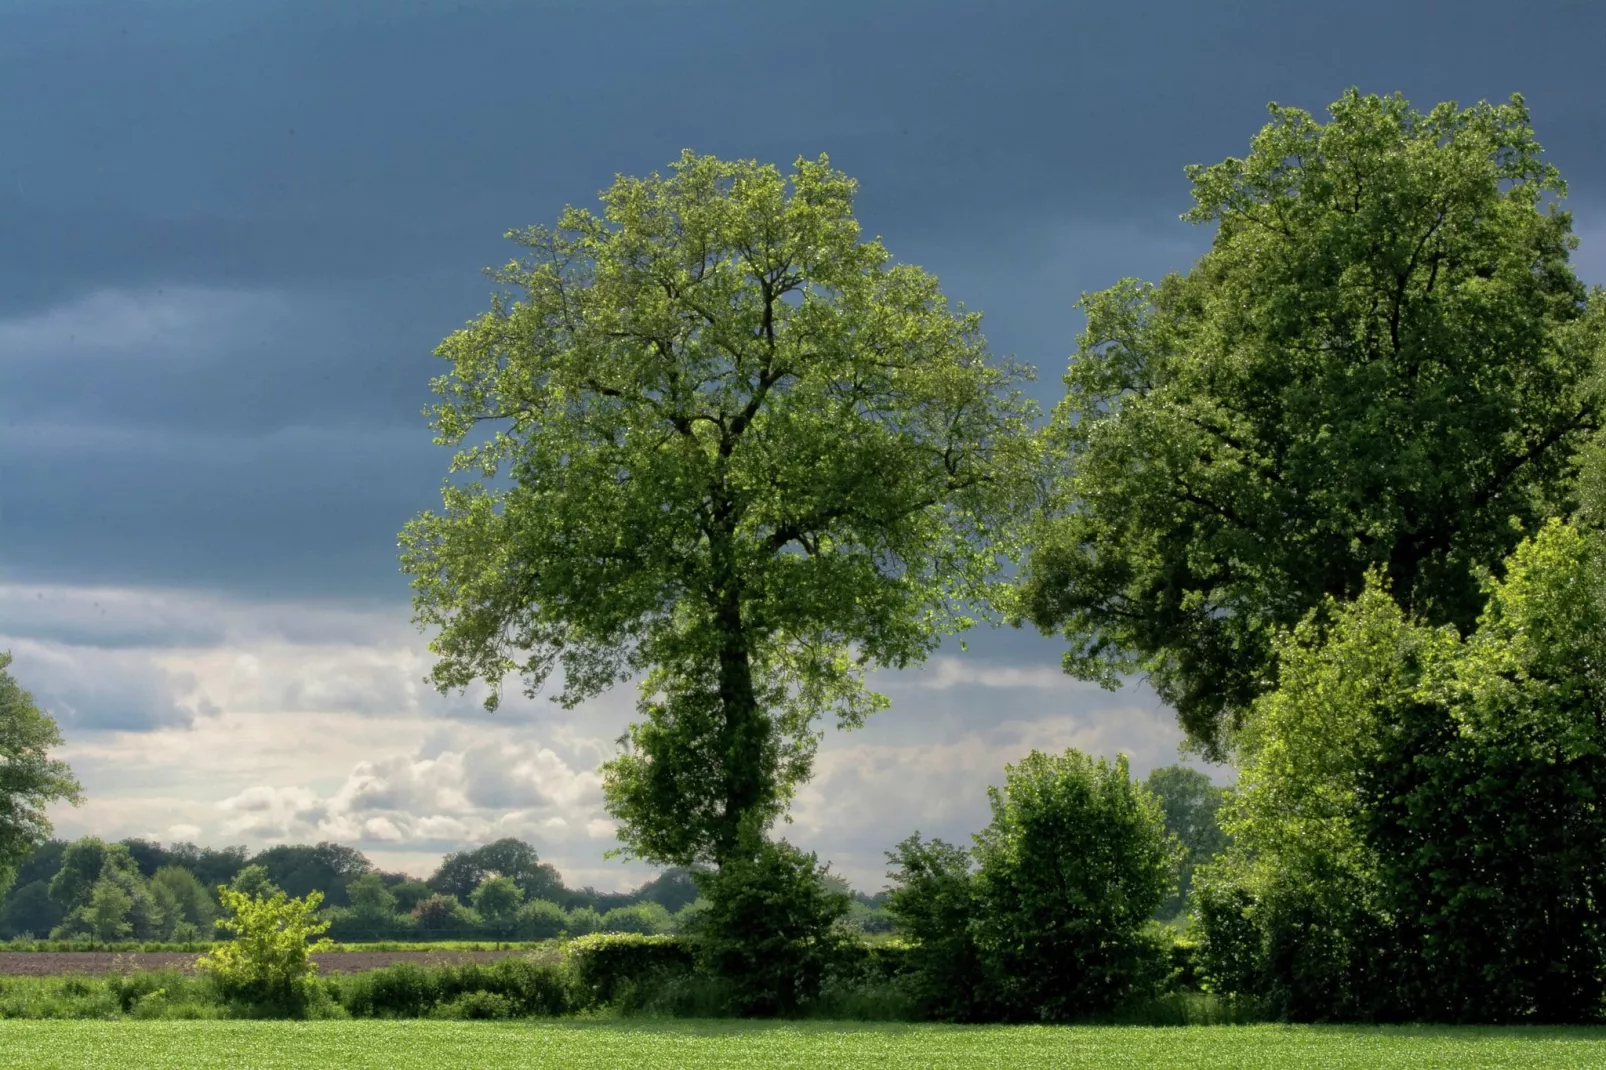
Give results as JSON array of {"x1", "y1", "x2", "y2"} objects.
[
  {"x1": 196, "y1": 886, "x2": 333, "y2": 1011},
  {"x1": 429, "y1": 990, "x2": 516, "y2": 1020},
  {"x1": 686, "y1": 838, "x2": 854, "y2": 1017}
]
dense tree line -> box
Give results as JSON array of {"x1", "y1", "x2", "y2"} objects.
[{"x1": 0, "y1": 834, "x2": 895, "y2": 944}]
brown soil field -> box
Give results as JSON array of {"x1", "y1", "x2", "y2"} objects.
[{"x1": 0, "y1": 950, "x2": 536, "y2": 976}]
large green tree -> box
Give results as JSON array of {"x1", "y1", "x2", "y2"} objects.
[
  {"x1": 0, "y1": 653, "x2": 81, "y2": 895},
  {"x1": 401, "y1": 151, "x2": 1039, "y2": 866},
  {"x1": 1018, "y1": 89, "x2": 1606, "y2": 754}
]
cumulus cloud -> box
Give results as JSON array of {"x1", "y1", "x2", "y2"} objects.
[
  {"x1": 21, "y1": 578, "x2": 1205, "y2": 889},
  {"x1": 214, "y1": 741, "x2": 606, "y2": 856}
]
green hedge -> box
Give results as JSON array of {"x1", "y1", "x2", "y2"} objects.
[{"x1": 563, "y1": 933, "x2": 697, "y2": 1004}]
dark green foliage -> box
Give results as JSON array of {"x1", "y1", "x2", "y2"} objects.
[
  {"x1": 411, "y1": 894, "x2": 479, "y2": 938},
  {"x1": 971, "y1": 750, "x2": 1180, "y2": 1020},
  {"x1": 249, "y1": 843, "x2": 371, "y2": 908},
  {"x1": 599, "y1": 902, "x2": 672, "y2": 935},
  {"x1": 429, "y1": 839, "x2": 564, "y2": 903},
  {"x1": 685, "y1": 839, "x2": 853, "y2": 1016},
  {"x1": 0, "y1": 881, "x2": 62, "y2": 940},
  {"x1": 0, "y1": 655, "x2": 82, "y2": 897},
  {"x1": 1204, "y1": 524, "x2": 1606, "y2": 1023},
  {"x1": 1019, "y1": 89, "x2": 1606, "y2": 755},
  {"x1": 1144, "y1": 766, "x2": 1228, "y2": 918},
  {"x1": 564, "y1": 933, "x2": 698, "y2": 1006},
  {"x1": 387, "y1": 879, "x2": 434, "y2": 913},
  {"x1": 883, "y1": 835, "x2": 987, "y2": 1020},
  {"x1": 47, "y1": 839, "x2": 166, "y2": 942},
  {"x1": 333, "y1": 957, "x2": 579, "y2": 1018},
  {"x1": 632, "y1": 867, "x2": 703, "y2": 914},
  {"x1": 512, "y1": 899, "x2": 570, "y2": 941},
  {"x1": 887, "y1": 749, "x2": 1180, "y2": 1022}
]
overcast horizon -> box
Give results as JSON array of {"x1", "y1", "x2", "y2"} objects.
[{"x1": 4, "y1": 0, "x2": 1605, "y2": 891}]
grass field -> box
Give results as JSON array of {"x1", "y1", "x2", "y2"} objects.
[{"x1": 0, "y1": 1020, "x2": 1603, "y2": 1069}]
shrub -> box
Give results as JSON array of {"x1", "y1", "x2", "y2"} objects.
[
  {"x1": 411, "y1": 893, "x2": 479, "y2": 939},
  {"x1": 430, "y1": 990, "x2": 515, "y2": 1020},
  {"x1": 686, "y1": 838, "x2": 853, "y2": 1016},
  {"x1": 564, "y1": 906, "x2": 602, "y2": 936},
  {"x1": 195, "y1": 886, "x2": 333, "y2": 1012},
  {"x1": 513, "y1": 899, "x2": 569, "y2": 941},
  {"x1": 884, "y1": 835, "x2": 986, "y2": 1020},
  {"x1": 598, "y1": 902, "x2": 672, "y2": 935},
  {"x1": 969, "y1": 749, "x2": 1180, "y2": 1020},
  {"x1": 470, "y1": 876, "x2": 524, "y2": 936},
  {"x1": 333, "y1": 957, "x2": 577, "y2": 1018}
]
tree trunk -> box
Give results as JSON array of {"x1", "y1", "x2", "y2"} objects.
[{"x1": 708, "y1": 523, "x2": 768, "y2": 869}]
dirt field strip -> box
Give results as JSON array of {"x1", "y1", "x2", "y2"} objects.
[{"x1": 0, "y1": 950, "x2": 537, "y2": 976}]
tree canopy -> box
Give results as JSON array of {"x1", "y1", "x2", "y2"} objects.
[
  {"x1": 1017, "y1": 89, "x2": 1606, "y2": 754},
  {"x1": 401, "y1": 150, "x2": 1039, "y2": 865},
  {"x1": 0, "y1": 653, "x2": 80, "y2": 895}
]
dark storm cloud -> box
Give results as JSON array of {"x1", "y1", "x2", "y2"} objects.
[{"x1": 2, "y1": 0, "x2": 1604, "y2": 604}]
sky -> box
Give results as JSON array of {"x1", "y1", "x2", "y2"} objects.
[{"x1": 3, "y1": 0, "x2": 1605, "y2": 892}]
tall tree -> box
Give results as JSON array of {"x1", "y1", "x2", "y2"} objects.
[
  {"x1": 1018, "y1": 90, "x2": 1606, "y2": 754},
  {"x1": 401, "y1": 151, "x2": 1039, "y2": 866},
  {"x1": 1144, "y1": 764, "x2": 1228, "y2": 918},
  {"x1": 0, "y1": 653, "x2": 81, "y2": 895}
]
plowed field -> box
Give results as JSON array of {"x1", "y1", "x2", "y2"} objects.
[{"x1": 0, "y1": 950, "x2": 533, "y2": 975}]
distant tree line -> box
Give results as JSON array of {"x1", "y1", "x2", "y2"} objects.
[{"x1": 0, "y1": 834, "x2": 894, "y2": 944}]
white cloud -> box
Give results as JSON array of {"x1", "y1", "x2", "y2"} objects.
[{"x1": 22, "y1": 579, "x2": 1202, "y2": 890}]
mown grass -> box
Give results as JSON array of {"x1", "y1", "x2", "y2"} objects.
[{"x1": 0, "y1": 1020, "x2": 1603, "y2": 1069}]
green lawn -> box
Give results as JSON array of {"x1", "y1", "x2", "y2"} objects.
[{"x1": 0, "y1": 1020, "x2": 1603, "y2": 1069}]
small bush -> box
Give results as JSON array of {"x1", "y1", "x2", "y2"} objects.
[
  {"x1": 513, "y1": 900, "x2": 569, "y2": 940},
  {"x1": 195, "y1": 886, "x2": 333, "y2": 1013},
  {"x1": 599, "y1": 902, "x2": 673, "y2": 935},
  {"x1": 686, "y1": 838, "x2": 853, "y2": 1017},
  {"x1": 429, "y1": 990, "x2": 515, "y2": 1020}
]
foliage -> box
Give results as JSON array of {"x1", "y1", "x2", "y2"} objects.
[
  {"x1": 388, "y1": 879, "x2": 434, "y2": 913},
  {"x1": 150, "y1": 865, "x2": 218, "y2": 936},
  {"x1": 632, "y1": 867, "x2": 704, "y2": 913},
  {"x1": 564, "y1": 932, "x2": 699, "y2": 1006},
  {"x1": 0, "y1": 654, "x2": 82, "y2": 898},
  {"x1": 399, "y1": 150, "x2": 1041, "y2": 867},
  {"x1": 196, "y1": 886, "x2": 334, "y2": 1010},
  {"x1": 599, "y1": 902, "x2": 673, "y2": 935},
  {"x1": 883, "y1": 834, "x2": 986, "y2": 1020},
  {"x1": 411, "y1": 894, "x2": 479, "y2": 938},
  {"x1": 82, "y1": 880, "x2": 134, "y2": 943},
  {"x1": 345, "y1": 873, "x2": 398, "y2": 920},
  {"x1": 1018, "y1": 88, "x2": 1606, "y2": 755},
  {"x1": 469, "y1": 876, "x2": 523, "y2": 936},
  {"x1": 48, "y1": 840, "x2": 165, "y2": 942},
  {"x1": 685, "y1": 837, "x2": 853, "y2": 1015},
  {"x1": 429, "y1": 839, "x2": 564, "y2": 903},
  {"x1": 333, "y1": 957, "x2": 579, "y2": 1019},
  {"x1": 1204, "y1": 522, "x2": 1606, "y2": 1023},
  {"x1": 228, "y1": 865, "x2": 281, "y2": 900},
  {"x1": 248, "y1": 843, "x2": 370, "y2": 908},
  {"x1": 1144, "y1": 765, "x2": 1229, "y2": 918},
  {"x1": 970, "y1": 750, "x2": 1180, "y2": 1020},
  {"x1": 513, "y1": 899, "x2": 570, "y2": 941}
]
